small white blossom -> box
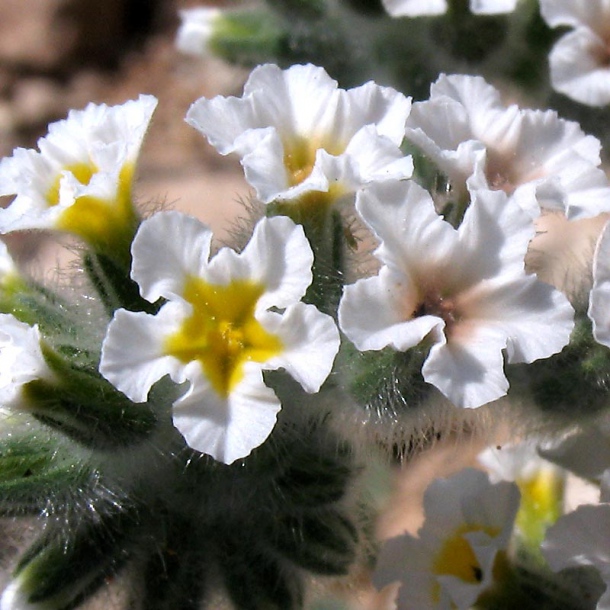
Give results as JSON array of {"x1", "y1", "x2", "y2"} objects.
[
  {"x1": 100, "y1": 211, "x2": 340, "y2": 464},
  {"x1": 176, "y1": 7, "x2": 222, "y2": 57},
  {"x1": 382, "y1": 0, "x2": 517, "y2": 17},
  {"x1": 186, "y1": 63, "x2": 412, "y2": 206},
  {"x1": 338, "y1": 180, "x2": 574, "y2": 409},
  {"x1": 0, "y1": 95, "x2": 157, "y2": 250},
  {"x1": 0, "y1": 314, "x2": 52, "y2": 409},
  {"x1": 543, "y1": 503, "x2": 610, "y2": 609},
  {"x1": 541, "y1": 0, "x2": 610, "y2": 106},
  {"x1": 406, "y1": 74, "x2": 610, "y2": 219},
  {"x1": 374, "y1": 468, "x2": 520, "y2": 610}
]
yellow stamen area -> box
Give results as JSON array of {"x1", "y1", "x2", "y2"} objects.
[
  {"x1": 283, "y1": 135, "x2": 345, "y2": 188},
  {"x1": 517, "y1": 469, "x2": 563, "y2": 546},
  {"x1": 47, "y1": 162, "x2": 138, "y2": 255},
  {"x1": 164, "y1": 276, "x2": 284, "y2": 399},
  {"x1": 431, "y1": 524, "x2": 500, "y2": 602}
]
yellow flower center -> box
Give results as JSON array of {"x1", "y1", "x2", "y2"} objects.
[
  {"x1": 283, "y1": 135, "x2": 345, "y2": 187},
  {"x1": 431, "y1": 524, "x2": 500, "y2": 603},
  {"x1": 164, "y1": 276, "x2": 284, "y2": 398},
  {"x1": 45, "y1": 162, "x2": 138, "y2": 258}
]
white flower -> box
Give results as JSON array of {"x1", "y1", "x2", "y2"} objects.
[
  {"x1": 540, "y1": 0, "x2": 610, "y2": 106},
  {"x1": 589, "y1": 220, "x2": 610, "y2": 347},
  {"x1": 381, "y1": 0, "x2": 517, "y2": 17},
  {"x1": 0, "y1": 95, "x2": 157, "y2": 251},
  {"x1": 100, "y1": 211, "x2": 340, "y2": 464},
  {"x1": 542, "y1": 503, "x2": 610, "y2": 609},
  {"x1": 405, "y1": 74, "x2": 610, "y2": 219},
  {"x1": 373, "y1": 468, "x2": 520, "y2": 610},
  {"x1": 338, "y1": 180, "x2": 574, "y2": 409},
  {"x1": 0, "y1": 314, "x2": 52, "y2": 409},
  {"x1": 478, "y1": 441, "x2": 558, "y2": 485},
  {"x1": 0, "y1": 240, "x2": 18, "y2": 287},
  {"x1": 186, "y1": 63, "x2": 412, "y2": 206},
  {"x1": 176, "y1": 7, "x2": 222, "y2": 57}
]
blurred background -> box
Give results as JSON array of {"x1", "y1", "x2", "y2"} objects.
[{"x1": 0, "y1": 0, "x2": 250, "y2": 262}]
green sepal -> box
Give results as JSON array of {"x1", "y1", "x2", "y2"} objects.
[
  {"x1": 219, "y1": 538, "x2": 304, "y2": 610},
  {"x1": 83, "y1": 250, "x2": 160, "y2": 316},
  {"x1": 135, "y1": 515, "x2": 209, "y2": 610},
  {"x1": 209, "y1": 9, "x2": 288, "y2": 67},
  {"x1": 507, "y1": 316, "x2": 610, "y2": 425},
  {"x1": 270, "y1": 509, "x2": 358, "y2": 575},
  {"x1": 13, "y1": 503, "x2": 143, "y2": 609},
  {"x1": 0, "y1": 431, "x2": 90, "y2": 516},
  {"x1": 22, "y1": 343, "x2": 157, "y2": 450},
  {"x1": 265, "y1": 0, "x2": 326, "y2": 19}
]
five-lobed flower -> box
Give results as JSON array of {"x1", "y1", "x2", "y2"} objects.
[
  {"x1": 100, "y1": 211, "x2": 340, "y2": 464},
  {"x1": 338, "y1": 179, "x2": 575, "y2": 409},
  {"x1": 0, "y1": 95, "x2": 157, "y2": 261},
  {"x1": 186, "y1": 63, "x2": 413, "y2": 209}
]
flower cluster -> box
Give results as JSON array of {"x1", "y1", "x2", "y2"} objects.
[{"x1": 0, "y1": 6, "x2": 610, "y2": 606}]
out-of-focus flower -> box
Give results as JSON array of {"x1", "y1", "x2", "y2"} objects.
[
  {"x1": 374, "y1": 468, "x2": 520, "y2": 610},
  {"x1": 406, "y1": 74, "x2": 610, "y2": 219},
  {"x1": 100, "y1": 211, "x2": 340, "y2": 464},
  {"x1": 176, "y1": 7, "x2": 222, "y2": 57},
  {"x1": 478, "y1": 441, "x2": 564, "y2": 545},
  {"x1": 338, "y1": 180, "x2": 574, "y2": 409},
  {"x1": 186, "y1": 63, "x2": 412, "y2": 207},
  {"x1": 542, "y1": 503, "x2": 610, "y2": 609},
  {"x1": 540, "y1": 0, "x2": 610, "y2": 106},
  {"x1": 382, "y1": 0, "x2": 518, "y2": 17},
  {"x1": 0, "y1": 95, "x2": 157, "y2": 257},
  {"x1": 540, "y1": 416, "x2": 610, "y2": 482}
]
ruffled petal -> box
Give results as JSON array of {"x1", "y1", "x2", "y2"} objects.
[{"x1": 130, "y1": 211, "x2": 213, "y2": 303}]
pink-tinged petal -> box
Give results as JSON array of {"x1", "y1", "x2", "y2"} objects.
[
  {"x1": 339, "y1": 270, "x2": 441, "y2": 351},
  {"x1": 261, "y1": 302, "x2": 339, "y2": 392},
  {"x1": 423, "y1": 326, "x2": 509, "y2": 408},
  {"x1": 205, "y1": 216, "x2": 314, "y2": 310},
  {"x1": 131, "y1": 211, "x2": 213, "y2": 303},
  {"x1": 589, "y1": 221, "x2": 610, "y2": 347},
  {"x1": 355, "y1": 180, "x2": 456, "y2": 275},
  {"x1": 540, "y1": 0, "x2": 610, "y2": 30},
  {"x1": 454, "y1": 188, "x2": 535, "y2": 287},
  {"x1": 172, "y1": 362, "x2": 280, "y2": 464},
  {"x1": 464, "y1": 276, "x2": 574, "y2": 364},
  {"x1": 549, "y1": 28, "x2": 610, "y2": 107},
  {"x1": 382, "y1": 0, "x2": 447, "y2": 16},
  {"x1": 100, "y1": 304, "x2": 187, "y2": 403}
]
